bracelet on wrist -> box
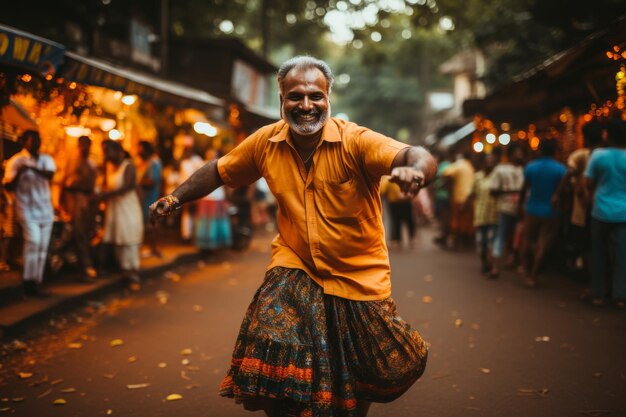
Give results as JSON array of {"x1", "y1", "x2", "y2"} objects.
[{"x1": 161, "y1": 194, "x2": 182, "y2": 212}]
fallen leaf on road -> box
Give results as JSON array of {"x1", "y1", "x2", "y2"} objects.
[
  {"x1": 535, "y1": 336, "x2": 551, "y2": 342},
  {"x1": 103, "y1": 374, "x2": 116, "y2": 379},
  {"x1": 52, "y1": 398, "x2": 67, "y2": 405},
  {"x1": 164, "y1": 271, "x2": 181, "y2": 282},
  {"x1": 471, "y1": 323, "x2": 480, "y2": 330},
  {"x1": 166, "y1": 394, "x2": 183, "y2": 401},
  {"x1": 10, "y1": 340, "x2": 28, "y2": 351},
  {"x1": 106, "y1": 410, "x2": 113, "y2": 415},
  {"x1": 479, "y1": 368, "x2": 491, "y2": 374},
  {"x1": 68, "y1": 343, "x2": 83, "y2": 349},
  {"x1": 18, "y1": 372, "x2": 33, "y2": 379},
  {"x1": 29, "y1": 375, "x2": 48, "y2": 387},
  {"x1": 11, "y1": 398, "x2": 23, "y2": 403},
  {"x1": 60, "y1": 388, "x2": 76, "y2": 393},
  {"x1": 158, "y1": 362, "x2": 167, "y2": 368},
  {"x1": 181, "y1": 359, "x2": 190, "y2": 366},
  {"x1": 156, "y1": 291, "x2": 170, "y2": 304},
  {"x1": 110, "y1": 339, "x2": 124, "y2": 347},
  {"x1": 422, "y1": 296, "x2": 432, "y2": 304},
  {"x1": 186, "y1": 366, "x2": 200, "y2": 372},
  {"x1": 37, "y1": 389, "x2": 52, "y2": 399},
  {"x1": 50, "y1": 378, "x2": 64, "y2": 385},
  {"x1": 126, "y1": 383, "x2": 151, "y2": 390},
  {"x1": 185, "y1": 384, "x2": 200, "y2": 390},
  {"x1": 454, "y1": 319, "x2": 463, "y2": 328},
  {"x1": 128, "y1": 356, "x2": 138, "y2": 363},
  {"x1": 0, "y1": 408, "x2": 12, "y2": 412},
  {"x1": 180, "y1": 348, "x2": 193, "y2": 356},
  {"x1": 180, "y1": 371, "x2": 191, "y2": 381},
  {"x1": 192, "y1": 305, "x2": 203, "y2": 312}
]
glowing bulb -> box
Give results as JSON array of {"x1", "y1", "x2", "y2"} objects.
[
  {"x1": 498, "y1": 133, "x2": 511, "y2": 145},
  {"x1": 122, "y1": 95, "x2": 137, "y2": 106},
  {"x1": 486, "y1": 133, "x2": 496, "y2": 144},
  {"x1": 109, "y1": 129, "x2": 122, "y2": 140},
  {"x1": 473, "y1": 142, "x2": 484, "y2": 153}
]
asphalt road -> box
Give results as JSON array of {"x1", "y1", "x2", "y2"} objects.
[{"x1": 1, "y1": 227, "x2": 625, "y2": 417}]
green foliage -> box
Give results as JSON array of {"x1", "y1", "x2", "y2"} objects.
[{"x1": 331, "y1": 24, "x2": 456, "y2": 138}]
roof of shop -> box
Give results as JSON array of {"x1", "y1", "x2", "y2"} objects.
[{"x1": 62, "y1": 52, "x2": 225, "y2": 109}]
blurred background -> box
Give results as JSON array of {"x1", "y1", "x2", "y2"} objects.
[{"x1": 1, "y1": 0, "x2": 626, "y2": 166}]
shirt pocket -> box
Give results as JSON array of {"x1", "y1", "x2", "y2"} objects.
[{"x1": 318, "y1": 177, "x2": 363, "y2": 221}]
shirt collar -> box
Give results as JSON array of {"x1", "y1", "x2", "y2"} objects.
[{"x1": 268, "y1": 118, "x2": 342, "y2": 144}]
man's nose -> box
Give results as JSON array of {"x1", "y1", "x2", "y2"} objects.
[{"x1": 300, "y1": 96, "x2": 312, "y2": 111}]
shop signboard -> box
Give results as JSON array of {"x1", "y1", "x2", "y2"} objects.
[{"x1": 0, "y1": 24, "x2": 65, "y2": 76}]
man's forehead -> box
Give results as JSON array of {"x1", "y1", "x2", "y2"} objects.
[{"x1": 282, "y1": 66, "x2": 327, "y2": 90}]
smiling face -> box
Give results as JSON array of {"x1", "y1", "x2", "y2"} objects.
[{"x1": 280, "y1": 66, "x2": 330, "y2": 138}]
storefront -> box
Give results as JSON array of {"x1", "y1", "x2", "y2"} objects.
[
  {"x1": 0, "y1": 23, "x2": 65, "y2": 159},
  {"x1": 462, "y1": 16, "x2": 626, "y2": 157},
  {"x1": 1, "y1": 24, "x2": 239, "y2": 219}
]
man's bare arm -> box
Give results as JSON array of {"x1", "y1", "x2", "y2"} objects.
[
  {"x1": 150, "y1": 159, "x2": 224, "y2": 221},
  {"x1": 173, "y1": 159, "x2": 224, "y2": 204},
  {"x1": 389, "y1": 146, "x2": 438, "y2": 197}
]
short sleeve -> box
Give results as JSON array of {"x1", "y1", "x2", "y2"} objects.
[
  {"x1": 43, "y1": 154, "x2": 56, "y2": 173},
  {"x1": 217, "y1": 132, "x2": 263, "y2": 188},
  {"x1": 442, "y1": 162, "x2": 457, "y2": 177},
  {"x1": 359, "y1": 129, "x2": 409, "y2": 178},
  {"x1": 584, "y1": 151, "x2": 598, "y2": 180}
]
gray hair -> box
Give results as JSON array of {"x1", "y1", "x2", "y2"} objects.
[{"x1": 277, "y1": 56, "x2": 334, "y2": 94}]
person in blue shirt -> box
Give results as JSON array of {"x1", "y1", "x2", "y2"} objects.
[
  {"x1": 584, "y1": 117, "x2": 626, "y2": 308},
  {"x1": 517, "y1": 139, "x2": 566, "y2": 288}
]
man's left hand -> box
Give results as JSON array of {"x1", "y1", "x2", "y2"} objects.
[{"x1": 389, "y1": 167, "x2": 425, "y2": 198}]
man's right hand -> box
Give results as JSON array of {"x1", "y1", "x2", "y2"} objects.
[{"x1": 149, "y1": 195, "x2": 181, "y2": 225}]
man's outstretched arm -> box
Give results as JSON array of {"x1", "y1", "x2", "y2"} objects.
[
  {"x1": 389, "y1": 146, "x2": 438, "y2": 197},
  {"x1": 150, "y1": 159, "x2": 224, "y2": 221}
]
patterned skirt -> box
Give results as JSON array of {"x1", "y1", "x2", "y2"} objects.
[{"x1": 219, "y1": 267, "x2": 428, "y2": 417}]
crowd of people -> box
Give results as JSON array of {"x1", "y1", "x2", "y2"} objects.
[
  {"x1": 0, "y1": 131, "x2": 277, "y2": 297},
  {"x1": 1, "y1": 117, "x2": 625, "y2": 310},
  {"x1": 425, "y1": 117, "x2": 626, "y2": 308}
]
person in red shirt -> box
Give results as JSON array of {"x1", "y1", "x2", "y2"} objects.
[{"x1": 151, "y1": 56, "x2": 437, "y2": 417}]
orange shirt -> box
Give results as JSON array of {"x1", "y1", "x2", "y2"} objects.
[{"x1": 217, "y1": 118, "x2": 409, "y2": 300}]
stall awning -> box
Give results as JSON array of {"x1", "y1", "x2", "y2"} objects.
[
  {"x1": 463, "y1": 15, "x2": 626, "y2": 125},
  {"x1": 0, "y1": 24, "x2": 65, "y2": 76},
  {"x1": 439, "y1": 121, "x2": 475, "y2": 149},
  {"x1": 1, "y1": 98, "x2": 37, "y2": 132},
  {"x1": 61, "y1": 52, "x2": 225, "y2": 110}
]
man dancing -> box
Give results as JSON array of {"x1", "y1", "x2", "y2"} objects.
[{"x1": 151, "y1": 56, "x2": 436, "y2": 417}]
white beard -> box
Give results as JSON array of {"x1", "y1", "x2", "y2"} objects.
[{"x1": 284, "y1": 104, "x2": 331, "y2": 136}]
